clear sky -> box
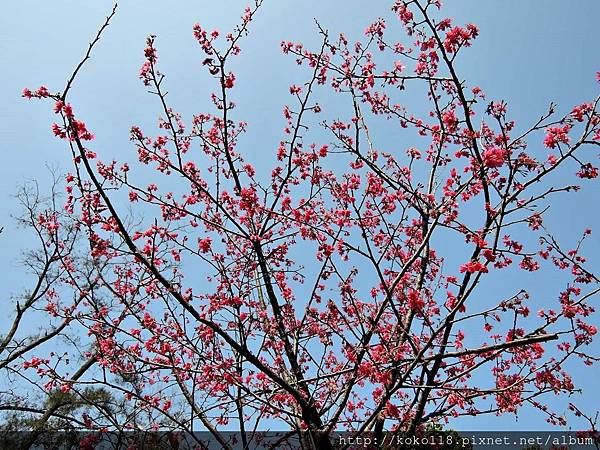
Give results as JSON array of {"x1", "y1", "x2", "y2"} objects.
[{"x1": 1, "y1": 0, "x2": 599, "y2": 431}]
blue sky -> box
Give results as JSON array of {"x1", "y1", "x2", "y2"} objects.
[{"x1": 1, "y1": 0, "x2": 599, "y2": 431}]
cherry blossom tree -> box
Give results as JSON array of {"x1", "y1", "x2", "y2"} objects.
[{"x1": 5, "y1": 0, "x2": 600, "y2": 448}]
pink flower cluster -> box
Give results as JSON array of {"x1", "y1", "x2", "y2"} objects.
[
  {"x1": 22, "y1": 85, "x2": 50, "y2": 99},
  {"x1": 482, "y1": 147, "x2": 507, "y2": 168},
  {"x1": 543, "y1": 125, "x2": 571, "y2": 148},
  {"x1": 443, "y1": 24, "x2": 479, "y2": 53},
  {"x1": 459, "y1": 260, "x2": 488, "y2": 274}
]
